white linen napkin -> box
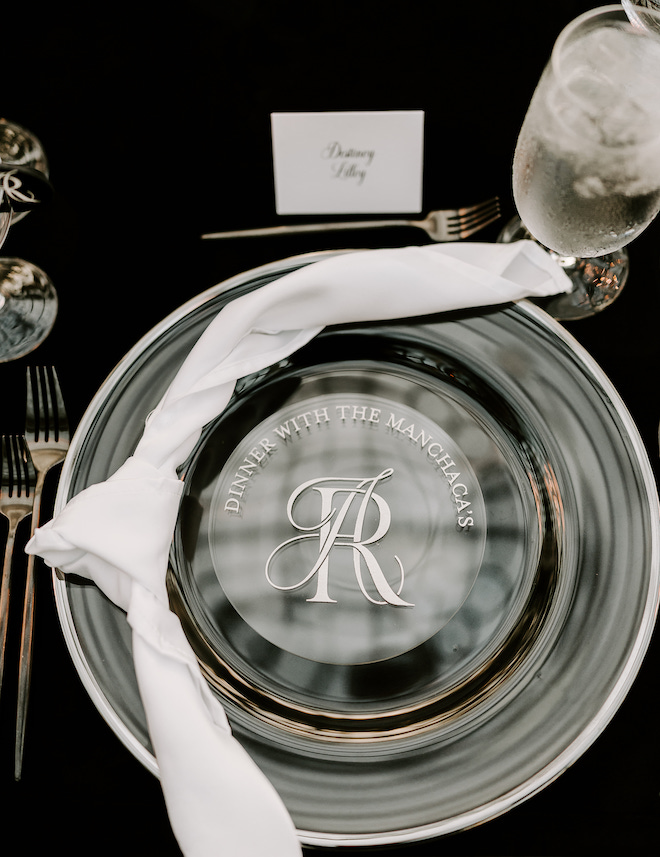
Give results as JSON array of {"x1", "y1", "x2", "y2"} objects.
[{"x1": 27, "y1": 241, "x2": 570, "y2": 857}]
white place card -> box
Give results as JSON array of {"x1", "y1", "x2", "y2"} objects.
[{"x1": 271, "y1": 110, "x2": 424, "y2": 215}]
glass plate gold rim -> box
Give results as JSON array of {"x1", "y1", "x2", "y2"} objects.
[{"x1": 168, "y1": 327, "x2": 574, "y2": 748}]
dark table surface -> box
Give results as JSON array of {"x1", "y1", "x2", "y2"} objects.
[{"x1": 2, "y1": 2, "x2": 659, "y2": 855}]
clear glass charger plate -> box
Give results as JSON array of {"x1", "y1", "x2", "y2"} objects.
[{"x1": 54, "y1": 251, "x2": 660, "y2": 848}]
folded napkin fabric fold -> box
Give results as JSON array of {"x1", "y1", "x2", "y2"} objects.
[{"x1": 27, "y1": 241, "x2": 570, "y2": 857}]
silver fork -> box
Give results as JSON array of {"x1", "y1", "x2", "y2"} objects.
[
  {"x1": 0, "y1": 436, "x2": 37, "y2": 698},
  {"x1": 14, "y1": 366, "x2": 69, "y2": 780},
  {"x1": 200, "y1": 197, "x2": 501, "y2": 242}
]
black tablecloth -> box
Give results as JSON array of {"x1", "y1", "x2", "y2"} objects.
[{"x1": 2, "y1": 2, "x2": 658, "y2": 854}]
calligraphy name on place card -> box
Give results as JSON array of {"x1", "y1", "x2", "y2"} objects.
[{"x1": 271, "y1": 110, "x2": 424, "y2": 215}]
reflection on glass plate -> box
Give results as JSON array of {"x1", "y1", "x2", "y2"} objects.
[{"x1": 54, "y1": 252, "x2": 659, "y2": 848}]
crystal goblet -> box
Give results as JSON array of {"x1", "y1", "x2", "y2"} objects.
[
  {"x1": 501, "y1": 5, "x2": 660, "y2": 320},
  {"x1": 0, "y1": 258, "x2": 57, "y2": 362},
  {"x1": 0, "y1": 118, "x2": 49, "y2": 227},
  {"x1": 0, "y1": 119, "x2": 56, "y2": 360}
]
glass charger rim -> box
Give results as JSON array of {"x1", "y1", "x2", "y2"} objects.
[{"x1": 51, "y1": 250, "x2": 660, "y2": 846}]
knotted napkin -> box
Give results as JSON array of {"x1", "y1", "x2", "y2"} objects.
[{"x1": 27, "y1": 242, "x2": 570, "y2": 857}]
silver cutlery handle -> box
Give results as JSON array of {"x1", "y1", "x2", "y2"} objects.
[{"x1": 201, "y1": 219, "x2": 413, "y2": 239}]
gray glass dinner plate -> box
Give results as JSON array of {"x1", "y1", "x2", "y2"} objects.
[{"x1": 54, "y1": 252, "x2": 660, "y2": 848}]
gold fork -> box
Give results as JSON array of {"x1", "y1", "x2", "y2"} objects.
[
  {"x1": 0, "y1": 436, "x2": 37, "y2": 698},
  {"x1": 14, "y1": 367, "x2": 69, "y2": 780},
  {"x1": 200, "y1": 197, "x2": 501, "y2": 242}
]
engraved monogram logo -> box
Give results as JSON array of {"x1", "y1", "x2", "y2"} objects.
[{"x1": 265, "y1": 468, "x2": 414, "y2": 607}]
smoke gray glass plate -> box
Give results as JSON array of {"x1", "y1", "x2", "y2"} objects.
[{"x1": 54, "y1": 252, "x2": 659, "y2": 848}]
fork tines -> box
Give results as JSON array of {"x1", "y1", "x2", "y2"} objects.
[
  {"x1": 26, "y1": 366, "x2": 69, "y2": 444},
  {"x1": 1, "y1": 435, "x2": 36, "y2": 498},
  {"x1": 446, "y1": 197, "x2": 501, "y2": 239}
]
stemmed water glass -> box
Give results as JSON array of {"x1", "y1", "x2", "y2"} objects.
[
  {"x1": 0, "y1": 118, "x2": 57, "y2": 362},
  {"x1": 500, "y1": 4, "x2": 660, "y2": 320}
]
